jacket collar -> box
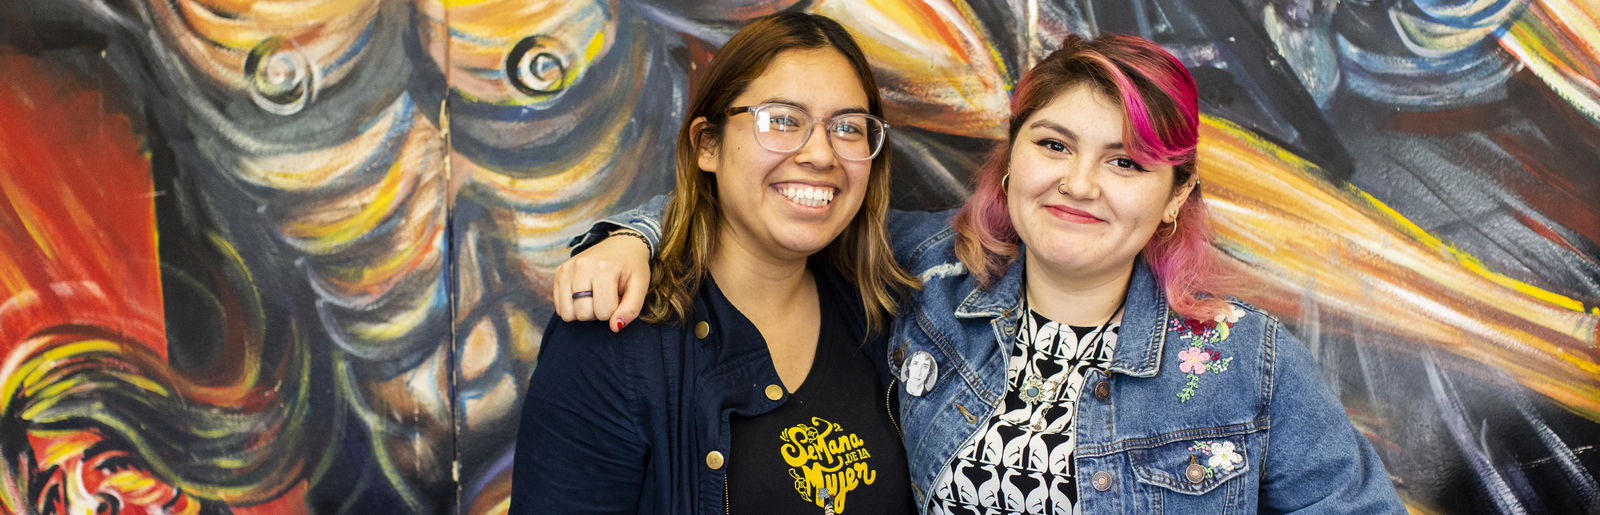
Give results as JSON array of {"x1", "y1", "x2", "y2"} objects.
[
  {"x1": 696, "y1": 261, "x2": 871, "y2": 361},
  {"x1": 953, "y1": 250, "x2": 1169, "y2": 378}
]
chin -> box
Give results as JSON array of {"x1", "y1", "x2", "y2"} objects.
[
  {"x1": 1027, "y1": 241, "x2": 1099, "y2": 268},
  {"x1": 776, "y1": 236, "x2": 834, "y2": 257},
  {"x1": 769, "y1": 218, "x2": 848, "y2": 252}
]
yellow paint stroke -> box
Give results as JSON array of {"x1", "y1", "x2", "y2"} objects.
[
  {"x1": 583, "y1": 29, "x2": 605, "y2": 64},
  {"x1": 236, "y1": 98, "x2": 406, "y2": 191},
  {"x1": 1500, "y1": 1, "x2": 1600, "y2": 124},
  {"x1": 1356, "y1": 193, "x2": 1585, "y2": 312},
  {"x1": 203, "y1": 233, "x2": 265, "y2": 392},
  {"x1": 812, "y1": 0, "x2": 1009, "y2": 139},
  {"x1": 1, "y1": 324, "x2": 316, "y2": 508},
  {"x1": 344, "y1": 282, "x2": 441, "y2": 342},
  {"x1": 1199, "y1": 114, "x2": 1600, "y2": 420},
  {"x1": 949, "y1": 0, "x2": 1015, "y2": 88},
  {"x1": 150, "y1": 0, "x2": 378, "y2": 91},
  {"x1": 318, "y1": 217, "x2": 442, "y2": 294},
  {"x1": 277, "y1": 155, "x2": 411, "y2": 245},
  {"x1": 443, "y1": 0, "x2": 614, "y2": 106},
  {"x1": 0, "y1": 173, "x2": 57, "y2": 264},
  {"x1": 35, "y1": 429, "x2": 99, "y2": 467},
  {"x1": 465, "y1": 34, "x2": 645, "y2": 207}
]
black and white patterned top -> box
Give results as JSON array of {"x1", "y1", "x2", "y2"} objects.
[{"x1": 926, "y1": 304, "x2": 1120, "y2": 515}]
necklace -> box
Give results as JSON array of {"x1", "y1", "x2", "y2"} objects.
[{"x1": 1012, "y1": 296, "x2": 1124, "y2": 431}]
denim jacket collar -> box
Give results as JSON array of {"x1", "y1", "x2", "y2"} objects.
[{"x1": 952, "y1": 250, "x2": 1170, "y2": 378}]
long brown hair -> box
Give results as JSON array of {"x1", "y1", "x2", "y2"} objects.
[{"x1": 640, "y1": 12, "x2": 917, "y2": 333}]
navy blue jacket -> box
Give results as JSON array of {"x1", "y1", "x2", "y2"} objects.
[{"x1": 510, "y1": 264, "x2": 900, "y2": 514}]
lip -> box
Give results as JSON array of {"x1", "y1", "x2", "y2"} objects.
[{"x1": 1044, "y1": 204, "x2": 1103, "y2": 224}]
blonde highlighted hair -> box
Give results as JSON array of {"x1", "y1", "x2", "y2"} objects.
[{"x1": 639, "y1": 12, "x2": 918, "y2": 333}]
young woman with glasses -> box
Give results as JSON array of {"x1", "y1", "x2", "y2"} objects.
[{"x1": 510, "y1": 12, "x2": 918, "y2": 515}]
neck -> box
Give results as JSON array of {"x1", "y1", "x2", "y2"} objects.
[
  {"x1": 707, "y1": 225, "x2": 814, "y2": 316},
  {"x1": 1023, "y1": 250, "x2": 1133, "y2": 327}
]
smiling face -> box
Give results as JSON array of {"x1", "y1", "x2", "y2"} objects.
[
  {"x1": 697, "y1": 48, "x2": 874, "y2": 263},
  {"x1": 1006, "y1": 84, "x2": 1193, "y2": 280}
]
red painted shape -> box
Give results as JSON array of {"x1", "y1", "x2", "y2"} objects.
[{"x1": 0, "y1": 51, "x2": 164, "y2": 358}]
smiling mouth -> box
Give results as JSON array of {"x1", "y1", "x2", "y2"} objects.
[
  {"x1": 1046, "y1": 205, "x2": 1102, "y2": 223},
  {"x1": 778, "y1": 185, "x2": 835, "y2": 208}
]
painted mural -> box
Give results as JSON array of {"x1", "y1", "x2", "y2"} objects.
[{"x1": 0, "y1": 0, "x2": 1595, "y2": 513}]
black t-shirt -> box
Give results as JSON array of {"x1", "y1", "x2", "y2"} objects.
[{"x1": 725, "y1": 280, "x2": 912, "y2": 515}]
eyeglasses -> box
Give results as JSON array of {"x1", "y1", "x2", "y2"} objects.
[{"x1": 723, "y1": 103, "x2": 889, "y2": 161}]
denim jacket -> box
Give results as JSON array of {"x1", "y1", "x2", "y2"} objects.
[{"x1": 578, "y1": 198, "x2": 1403, "y2": 514}]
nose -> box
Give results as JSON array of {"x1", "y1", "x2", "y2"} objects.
[
  {"x1": 1056, "y1": 157, "x2": 1098, "y2": 199},
  {"x1": 791, "y1": 122, "x2": 837, "y2": 170}
]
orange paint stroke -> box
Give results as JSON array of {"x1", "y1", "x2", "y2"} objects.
[
  {"x1": 0, "y1": 51, "x2": 164, "y2": 358},
  {"x1": 1501, "y1": 1, "x2": 1600, "y2": 125},
  {"x1": 813, "y1": 0, "x2": 1009, "y2": 139},
  {"x1": 1199, "y1": 115, "x2": 1600, "y2": 421}
]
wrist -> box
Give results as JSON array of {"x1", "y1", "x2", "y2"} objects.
[{"x1": 609, "y1": 228, "x2": 651, "y2": 251}]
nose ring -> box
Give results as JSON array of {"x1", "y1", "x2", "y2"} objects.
[{"x1": 1057, "y1": 182, "x2": 1069, "y2": 195}]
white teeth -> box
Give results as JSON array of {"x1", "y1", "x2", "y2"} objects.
[{"x1": 778, "y1": 186, "x2": 833, "y2": 207}]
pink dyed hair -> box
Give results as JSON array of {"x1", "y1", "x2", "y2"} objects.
[{"x1": 951, "y1": 33, "x2": 1230, "y2": 321}]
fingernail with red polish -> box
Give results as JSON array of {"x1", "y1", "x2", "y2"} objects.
[{"x1": 614, "y1": 317, "x2": 626, "y2": 332}]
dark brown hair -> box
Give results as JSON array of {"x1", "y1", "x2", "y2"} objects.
[{"x1": 640, "y1": 12, "x2": 918, "y2": 332}]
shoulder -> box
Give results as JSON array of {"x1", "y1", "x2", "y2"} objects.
[
  {"x1": 887, "y1": 209, "x2": 960, "y2": 264},
  {"x1": 532, "y1": 315, "x2": 673, "y2": 393}
]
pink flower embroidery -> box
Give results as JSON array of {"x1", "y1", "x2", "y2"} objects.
[{"x1": 1178, "y1": 348, "x2": 1211, "y2": 374}]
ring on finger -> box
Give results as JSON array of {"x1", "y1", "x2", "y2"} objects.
[{"x1": 572, "y1": 291, "x2": 594, "y2": 300}]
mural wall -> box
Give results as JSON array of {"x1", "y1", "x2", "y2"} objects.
[{"x1": 0, "y1": 0, "x2": 1595, "y2": 513}]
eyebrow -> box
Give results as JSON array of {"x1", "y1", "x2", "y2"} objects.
[
  {"x1": 762, "y1": 97, "x2": 870, "y2": 117},
  {"x1": 1028, "y1": 119, "x2": 1124, "y2": 150}
]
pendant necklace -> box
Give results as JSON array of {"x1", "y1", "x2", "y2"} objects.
[{"x1": 1015, "y1": 292, "x2": 1124, "y2": 431}]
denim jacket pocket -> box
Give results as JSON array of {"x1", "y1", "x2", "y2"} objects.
[{"x1": 1130, "y1": 433, "x2": 1251, "y2": 496}]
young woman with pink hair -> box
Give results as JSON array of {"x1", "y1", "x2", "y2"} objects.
[{"x1": 556, "y1": 32, "x2": 1402, "y2": 514}]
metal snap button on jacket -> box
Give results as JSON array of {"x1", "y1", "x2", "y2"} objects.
[
  {"x1": 1186, "y1": 463, "x2": 1207, "y2": 484},
  {"x1": 1091, "y1": 470, "x2": 1113, "y2": 491},
  {"x1": 706, "y1": 451, "x2": 724, "y2": 470},
  {"x1": 695, "y1": 321, "x2": 710, "y2": 339},
  {"x1": 1093, "y1": 380, "x2": 1110, "y2": 401},
  {"x1": 765, "y1": 384, "x2": 783, "y2": 401}
]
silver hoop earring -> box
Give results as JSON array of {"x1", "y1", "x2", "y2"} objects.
[{"x1": 1001, "y1": 173, "x2": 1010, "y2": 192}]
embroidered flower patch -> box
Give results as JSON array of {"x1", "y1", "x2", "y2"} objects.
[
  {"x1": 1170, "y1": 307, "x2": 1244, "y2": 402},
  {"x1": 1188, "y1": 440, "x2": 1243, "y2": 479}
]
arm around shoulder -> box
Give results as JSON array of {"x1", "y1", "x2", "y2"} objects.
[
  {"x1": 1258, "y1": 322, "x2": 1405, "y2": 514},
  {"x1": 569, "y1": 194, "x2": 669, "y2": 256},
  {"x1": 509, "y1": 317, "x2": 648, "y2": 514}
]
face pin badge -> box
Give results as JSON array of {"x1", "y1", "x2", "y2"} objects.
[{"x1": 902, "y1": 350, "x2": 938, "y2": 396}]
